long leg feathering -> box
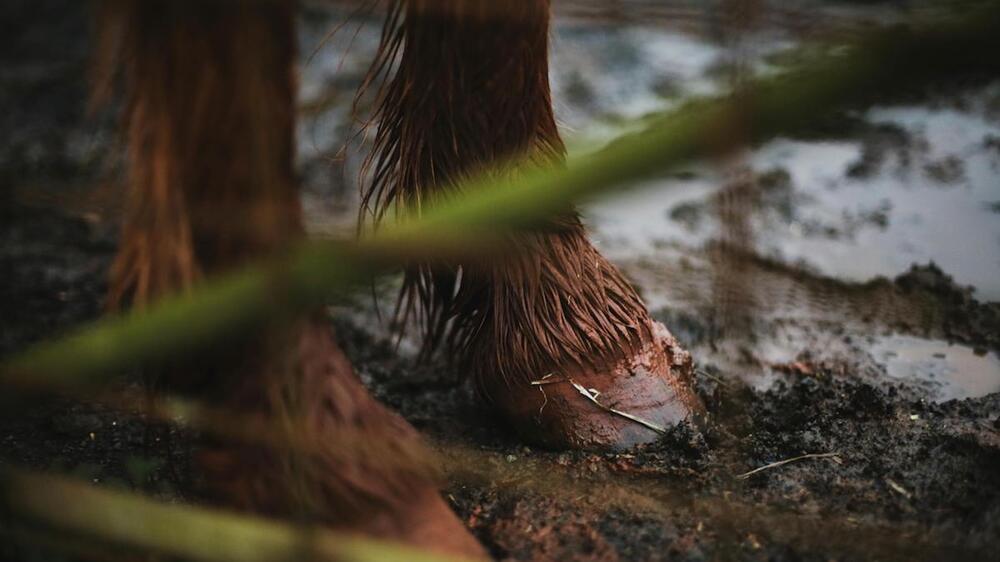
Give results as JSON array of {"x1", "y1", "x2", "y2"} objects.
[{"x1": 361, "y1": 0, "x2": 655, "y2": 395}]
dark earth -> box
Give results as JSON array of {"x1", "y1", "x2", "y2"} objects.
[{"x1": 2, "y1": 1, "x2": 1000, "y2": 561}]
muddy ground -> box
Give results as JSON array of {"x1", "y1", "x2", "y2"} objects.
[
  {"x1": 3, "y1": 1, "x2": 1000, "y2": 561},
  {"x1": 3, "y1": 198, "x2": 1000, "y2": 562}
]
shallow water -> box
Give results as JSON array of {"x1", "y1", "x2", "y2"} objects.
[
  {"x1": 870, "y1": 335, "x2": 1000, "y2": 401},
  {"x1": 292, "y1": 4, "x2": 1000, "y2": 400},
  {"x1": 570, "y1": 37, "x2": 1000, "y2": 301},
  {"x1": 296, "y1": 5, "x2": 1000, "y2": 301},
  {"x1": 544, "y1": 17, "x2": 1000, "y2": 399},
  {"x1": 3, "y1": 4, "x2": 999, "y2": 560}
]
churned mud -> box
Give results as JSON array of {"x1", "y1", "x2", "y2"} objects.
[
  {"x1": 2, "y1": 203, "x2": 999, "y2": 561},
  {"x1": 343, "y1": 256, "x2": 1000, "y2": 561},
  {"x1": 3, "y1": 1, "x2": 1000, "y2": 561}
]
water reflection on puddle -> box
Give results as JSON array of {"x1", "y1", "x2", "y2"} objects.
[
  {"x1": 298, "y1": 7, "x2": 1000, "y2": 304},
  {"x1": 870, "y1": 336, "x2": 1000, "y2": 402},
  {"x1": 584, "y1": 96, "x2": 1000, "y2": 301},
  {"x1": 554, "y1": 20, "x2": 1000, "y2": 301},
  {"x1": 754, "y1": 102, "x2": 1000, "y2": 300},
  {"x1": 295, "y1": 6, "x2": 1000, "y2": 402}
]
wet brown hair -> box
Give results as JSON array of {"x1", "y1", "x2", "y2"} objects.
[
  {"x1": 362, "y1": 0, "x2": 655, "y2": 395},
  {"x1": 94, "y1": 0, "x2": 436, "y2": 525},
  {"x1": 95, "y1": 0, "x2": 301, "y2": 308}
]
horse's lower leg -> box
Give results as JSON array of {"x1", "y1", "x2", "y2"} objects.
[
  {"x1": 363, "y1": 0, "x2": 703, "y2": 449},
  {"x1": 96, "y1": 1, "x2": 483, "y2": 554}
]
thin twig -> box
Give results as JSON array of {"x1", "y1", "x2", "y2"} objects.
[
  {"x1": 885, "y1": 478, "x2": 913, "y2": 499},
  {"x1": 736, "y1": 452, "x2": 842, "y2": 480},
  {"x1": 530, "y1": 373, "x2": 558, "y2": 418},
  {"x1": 530, "y1": 373, "x2": 566, "y2": 386},
  {"x1": 568, "y1": 379, "x2": 667, "y2": 434},
  {"x1": 695, "y1": 368, "x2": 730, "y2": 387}
]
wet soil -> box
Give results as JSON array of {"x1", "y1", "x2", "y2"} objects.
[
  {"x1": 2, "y1": 202, "x2": 999, "y2": 562},
  {"x1": 3, "y1": 1, "x2": 1000, "y2": 560}
]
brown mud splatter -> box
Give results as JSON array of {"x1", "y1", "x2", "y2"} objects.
[
  {"x1": 3, "y1": 1, "x2": 1000, "y2": 560},
  {"x1": 5, "y1": 189, "x2": 999, "y2": 562}
]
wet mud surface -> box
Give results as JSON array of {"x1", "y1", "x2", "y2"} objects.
[
  {"x1": 3, "y1": 1, "x2": 1000, "y2": 560},
  {"x1": 3, "y1": 202, "x2": 999, "y2": 561}
]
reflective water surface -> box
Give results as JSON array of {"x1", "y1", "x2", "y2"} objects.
[{"x1": 294, "y1": 3, "x2": 1000, "y2": 400}]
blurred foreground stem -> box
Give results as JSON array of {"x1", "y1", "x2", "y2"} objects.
[
  {"x1": 2, "y1": 1, "x2": 999, "y2": 394},
  {"x1": 0, "y1": 467, "x2": 469, "y2": 562}
]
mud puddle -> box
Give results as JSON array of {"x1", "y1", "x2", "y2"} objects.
[
  {"x1": 3, "y1": 1, "x2": 1000, "y2": 561},
  {"x1": 4, "y1": 208, "x2": 999, "y2": 560},
  {"x1": 870, "y1": 335, "x2": 1000, "y2": 402}
]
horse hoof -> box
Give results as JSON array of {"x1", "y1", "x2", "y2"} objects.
[{"x1": 486, "y1": 322, "x2": 704, "y2": 451}]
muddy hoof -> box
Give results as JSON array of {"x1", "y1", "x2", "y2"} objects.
[
  {"x1": 359, "y1": 489, "x2": 488, "y2": 559},
  {"x1": 487, "y1": 322, "x2": 703, "y2": 451},
  {"x1": 196, "y1": 321, "x2": 487, "y2": 560}
]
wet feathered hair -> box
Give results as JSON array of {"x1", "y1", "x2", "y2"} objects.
[
  {"x1": 361, "y1": 0, "x2": 654, "y2": 394},
  {"x1": 94, "y1": 0, "x2": 301, "y2": 307},
  {"x1": 93, "y1": 0, "x2": 436, "y2": 524}
]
